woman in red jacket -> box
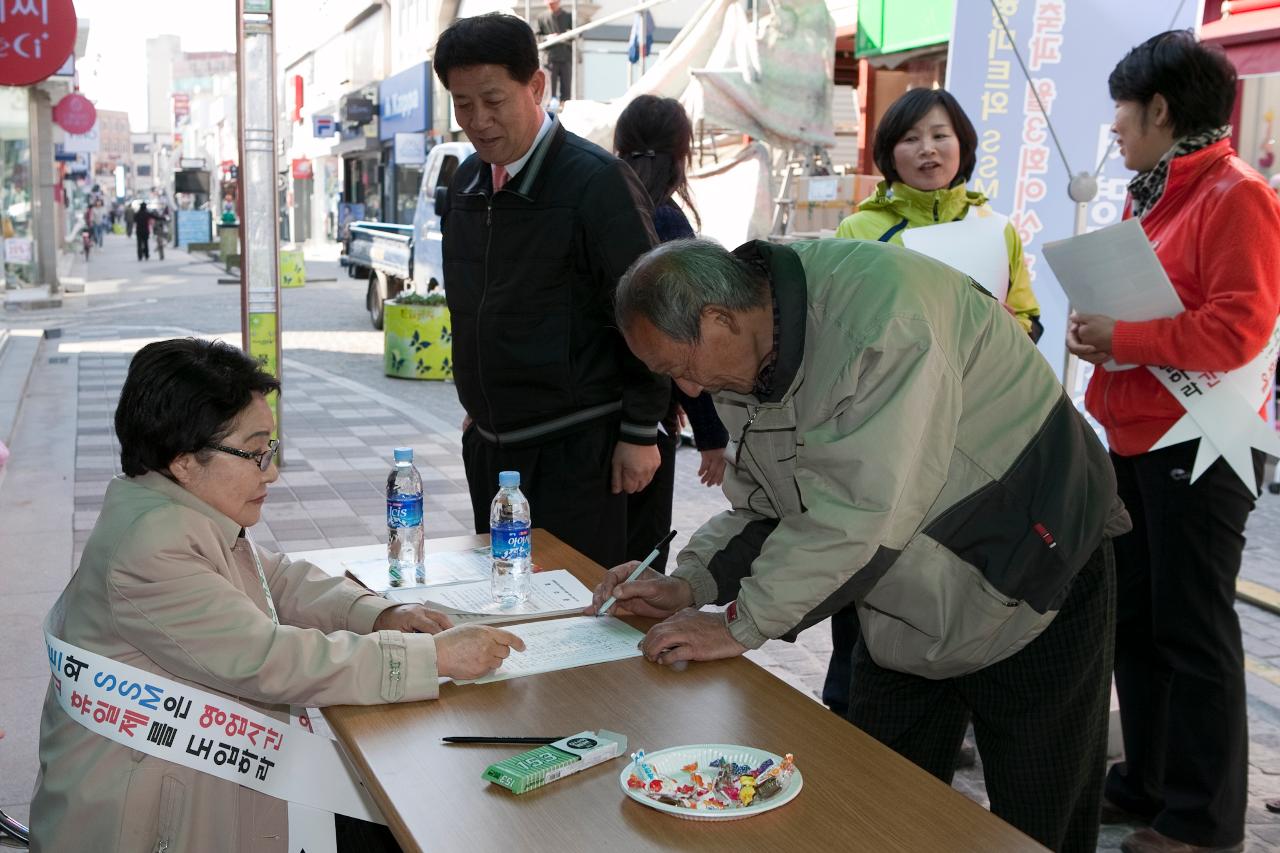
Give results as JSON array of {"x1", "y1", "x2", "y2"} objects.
[{"x1": 1069, "y1": 31, "x2": 1280, "y2": 853}]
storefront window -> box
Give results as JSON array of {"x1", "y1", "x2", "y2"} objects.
[
  {"x1": 0, "y1": 87, "x2": 32, "y2": 286},
  {"x1": 395, "y1": 163, "x2": 422, "y2": 224}
]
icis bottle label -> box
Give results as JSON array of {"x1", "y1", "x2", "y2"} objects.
[{"x1": 387, "y1": 496, "x2": 423, "y2": 528}]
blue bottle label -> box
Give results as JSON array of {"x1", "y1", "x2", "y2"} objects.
[
  {"x1": 387, "y1": 496, "x2": 423, "y2": 528},
  {"x1": 491, "y1": 523, "x2": 531, "y2": 560}
]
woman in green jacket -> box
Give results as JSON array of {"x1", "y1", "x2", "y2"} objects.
[
  {"x1": 835, "y1": 87, "x2": 1043, "y2": 342},
  {"x1": 825, "y1": 87, "x2": 1043, "y2": 721}
]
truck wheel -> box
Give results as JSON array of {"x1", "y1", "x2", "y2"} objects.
[{"x1": 367, "y1": 275, "x2": 385, "y2": 330}]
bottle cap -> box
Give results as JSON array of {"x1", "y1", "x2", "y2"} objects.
[
  {"x1": 499, "y1": 470, "x2": 520, "y2": 488},
  {"x1": 394, "y1": 447, "x2": 413, "y2": 462}
]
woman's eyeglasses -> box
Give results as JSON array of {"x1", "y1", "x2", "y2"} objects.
[{"x1": 208, "y1": 438, "x2": 280, "y2": 472}]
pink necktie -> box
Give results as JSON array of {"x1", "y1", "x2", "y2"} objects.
[{"x1": 492, "y1": 164, "x2": 509, "y2": 192}]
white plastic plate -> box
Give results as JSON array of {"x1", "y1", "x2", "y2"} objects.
[{"x1": 618, "y1": 744, "x2": 803, "y2": 822}]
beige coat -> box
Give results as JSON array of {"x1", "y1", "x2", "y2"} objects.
[{"x1": 30, "y1": 472, "x2": 440, "y2": 852}]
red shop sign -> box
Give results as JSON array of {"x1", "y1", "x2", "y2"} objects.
[
  {"x1": 52, "y1": 91, "x2": 95, "y2": 133},
  {"x1": 0, "y1": 0, "x2": 79, "y2": 87},
  {"x1": 291, "y1": 157, "x2": 313, "y2": 180}
]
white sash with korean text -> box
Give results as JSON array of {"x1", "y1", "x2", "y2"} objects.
[
  {"x1": 1148, "y1": 315, "x2": 1280, "y2": 489},
  {"x1": 41, "y1": 604, "x2": 384, "y2": 825}
]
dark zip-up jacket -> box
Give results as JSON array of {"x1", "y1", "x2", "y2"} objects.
[{"x1": 442, "y1": 118, "x2": 667, "y2": 446}]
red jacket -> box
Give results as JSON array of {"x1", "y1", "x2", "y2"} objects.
[{"x1": 1085, "y1": 140, "x2": 1280, "y2": 457}]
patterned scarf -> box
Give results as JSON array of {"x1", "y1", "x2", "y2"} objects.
[{"x1": 1128, "y1": 125, "x2": 1231, "y2": 219}]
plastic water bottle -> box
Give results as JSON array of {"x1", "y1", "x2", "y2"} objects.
[
  {"x1": 490, "y1": 470, "x2": 532, "y2": 605},
  {"x1": 386, "y1": 447, "x2": 425, "y2": 586}
]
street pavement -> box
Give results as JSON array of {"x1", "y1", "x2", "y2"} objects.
[{"x1": 3, "y1": 231, "x2": 1280, "y2": 850}]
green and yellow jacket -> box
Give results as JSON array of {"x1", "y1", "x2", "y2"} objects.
[{"x1": 835, "y1": 180, "x2": 1043, "y2": 340}]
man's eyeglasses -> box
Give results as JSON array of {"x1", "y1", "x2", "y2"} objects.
[{"x1": 208, "y1": 438, "x2": 280, "y2": 472}]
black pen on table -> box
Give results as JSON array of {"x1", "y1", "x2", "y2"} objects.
[
  {"x1": 441, "y1": 736, "x2": 563, "y2": 745},
  {"x1": 595, "y1": 529, "x2": 677, "y2": 616}
]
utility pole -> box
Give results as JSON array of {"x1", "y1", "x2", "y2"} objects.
[{"x1": 236, "y1": 0, "x2": 284, "y2": 450}]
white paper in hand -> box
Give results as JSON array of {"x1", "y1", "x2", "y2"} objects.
[{"x1": 901, "y1": 206, "x2": 1011, "y2": 301}]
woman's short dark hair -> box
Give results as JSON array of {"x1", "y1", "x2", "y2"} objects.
[
  {"x1": 1108, "y1": 30, "x2": 1237, "y2": 138},
  {"x1": 115, "y1": 338, "x2": 280, "y2": 477},
  {"x1": 613, "y1": 95, "x2": 701, "y2": 230},
  {"x1": 433, "y1": 13, "x2": 540, "y2": 90},
  {"x1": 873, "y1": 88, "x2": 978, "y2": 188}
]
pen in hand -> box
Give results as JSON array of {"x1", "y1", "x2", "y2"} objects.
[{"x1": 596, "y1": 529, "x2": 677, "y2": 616}]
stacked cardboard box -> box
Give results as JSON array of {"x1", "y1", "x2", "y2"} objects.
[{"x1": 787, "y1": 174, "x2": 882, "y2": 235}]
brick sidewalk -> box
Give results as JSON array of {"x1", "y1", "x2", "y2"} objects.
[{"x1": 6, "y1": 320, "x2": 1280, "y2": 850}]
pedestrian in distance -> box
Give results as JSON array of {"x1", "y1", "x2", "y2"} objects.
[
  {"x1": 594, "y1": 236, "x2": 1130, "y2": 853},
  {"x1": 1068, "y1": 30, "x2": 1280, "y2": 853},
  {"x1": 134, "y1": 201, "x2": 151, "y2": 261},
  {"x1": 535, "y1": 0, "x2": 573, "y2": 104},
  {"x1": 432, "y1": 13, "x2": 668, "y2": 569},
  {"x1": 827, "y1": 86, "x2": 1045, "y2": 719},
  {"x1": 613, "y1": 94, "x2": 728, "y2": 572}
]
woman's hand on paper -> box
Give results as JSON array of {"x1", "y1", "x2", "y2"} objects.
[
  {"x1": 586, "y1": 562, "x2": 694, "y2": 619},
  {"x1": 436, "y1": 625, "x2": 526, "y2": 680},
  {"x1": 1067, "y1": 311, "x2": 1115, "y2": 365},
  {"x1": 640, "y1": 609, "x2": 747, "y2": 666},
  {"x1": 373, "y1": 604, "x2": 454, "y2": 634}
]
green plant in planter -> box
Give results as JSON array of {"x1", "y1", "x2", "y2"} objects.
[{"x1": 391, "y1": 292, "x2": 448, "y2": 306}]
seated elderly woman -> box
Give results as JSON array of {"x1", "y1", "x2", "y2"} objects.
[{"x1": 30, "y1": 338, "x2": 524, "y2": 852}]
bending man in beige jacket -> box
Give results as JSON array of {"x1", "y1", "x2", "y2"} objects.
[{"x1": 30, "y1": 338, "x2": 524, "y2": 852}]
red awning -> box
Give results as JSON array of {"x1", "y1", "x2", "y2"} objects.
[{"x1": 1200, "y1": 8, "x2": 1280, "y2": 75}]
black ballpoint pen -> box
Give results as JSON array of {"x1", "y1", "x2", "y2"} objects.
[{"x1": 441, "y1": 736, "x2": 563, "y2": 745}]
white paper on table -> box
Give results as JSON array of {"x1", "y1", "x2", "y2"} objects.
[
  {"x1": 1041, "y1": 218, "x2": 1186, "y2": 371},
  {"x1": 901, "y1": 206, "x2": 1011, "y2": 301},
  {"x1": 386, "y1": 569, "x2": 594, "y2": 625},
  {"x1": 456, "y1": 615, "x2": 645, "y2": 685},
  {"x1": 343, "y1": 545, "x2": 491, "y2": 593}
]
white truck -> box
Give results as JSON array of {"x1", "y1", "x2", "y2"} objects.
[{"x1": 343, "y1": 140, "x2": 475, "y2": 328}]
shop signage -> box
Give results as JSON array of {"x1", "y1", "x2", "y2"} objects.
[
  {"x1": 313, "y1": 114, "x2": 335, "y2": 137},
  {"x1": 0, "y1": 0, "x2": 78, "y2": 86},
  {"x1": 342, "y1": 96, "x2": 374, "y2": 125},
  {"x1": 291, "y1": 157, "x2": 314, "y2": 180},
  {"x1": 60, "y1": 122, "x2": 99, "y2": 154},
  {"x1": 53, "y1": 92, "x2": 96, "y2": 134},
  {"x1": 394, "y1": 132, "x2": 426, "y2": 165},
  {"x1": 3, "y1": 237, "x2": 33, "y2": 264},
  {"x1": 378, "y1": 62, "x2": 430, "y2": 141}
]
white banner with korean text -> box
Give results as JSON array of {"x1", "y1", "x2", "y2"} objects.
[
  {"x1": 1148, "y1": 317, "x2": 1280, "y2": 491},
  {"x1": 41, "y1": 605, "x2": 384, "y2": 825}
]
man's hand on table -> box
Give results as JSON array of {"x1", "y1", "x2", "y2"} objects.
[
  {"x1": 373, "y1": 604, "x2": 454, "y2": 634},
  {"x1": 586, "y1": 561, "x2": 694, "y2": 619},
  {"x1": 641, "y1": 609, "x2": 747, "y2": 666},
  {"x1": 436, "y1": 625, "x2": 527, "y2": 680}
]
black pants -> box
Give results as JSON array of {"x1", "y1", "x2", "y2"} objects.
[
  {"x1": 462, "y1": 419, "x2": 627, "y2": 569},
  {"x1": 335, "y1": 814, "x2": 401, "y2": 851},
  {"x1": 136, "y1": 230, "x2": 150, "y2": 260},
  {"x1": 849, "y1": 541, "x2": 1116, "y2": 853},
  {"x1": 1104, "y1": 441, "x2": 1261, "y2": 848},
  {"x1": 625, "y1": 421, "x2": 679, "y2": 572},
  {"x1": 547, "y1": 59, "x2": 571, "y2": 101},
  {"x1": 822, "y1": 604, "x2": 860, "y2": 717}
]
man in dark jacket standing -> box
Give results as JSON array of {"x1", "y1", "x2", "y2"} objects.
[
  {"x1": 536, "y1": 0, "x2": 573, "y2": 103},
  {"x1": 433, "y1": 13, "x2": 667, "y2": 568}
]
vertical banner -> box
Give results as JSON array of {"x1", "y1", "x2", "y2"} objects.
[{"x1": 947, "y1": 0, "x2": 1199, "y2": 394}]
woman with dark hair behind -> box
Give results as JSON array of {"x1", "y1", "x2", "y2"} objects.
[
  {"x1": 1068, "y1": 31, "x2": 1280, "y2": 853},
  {"x1": 613, "y1": 95, "x2": 729, "y2": 571},
  {"x1": 836, "y1": 87, "x2": 1042, "y2": 340},
  {"x1": 30, "y1": 338, "x2": 524, "y2": 852}
]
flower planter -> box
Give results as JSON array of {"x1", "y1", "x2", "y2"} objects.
[{"x1": 383, "y1": 301, "x2": 454, "y2": 380}]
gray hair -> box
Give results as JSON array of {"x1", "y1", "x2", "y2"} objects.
[{"x1": 615, "y1": 238, "x2": 770, "y2": 343}]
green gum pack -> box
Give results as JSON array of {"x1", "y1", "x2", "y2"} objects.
[{"x1": 482, "y1": 730, "x2": 627, "y2": 794}]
